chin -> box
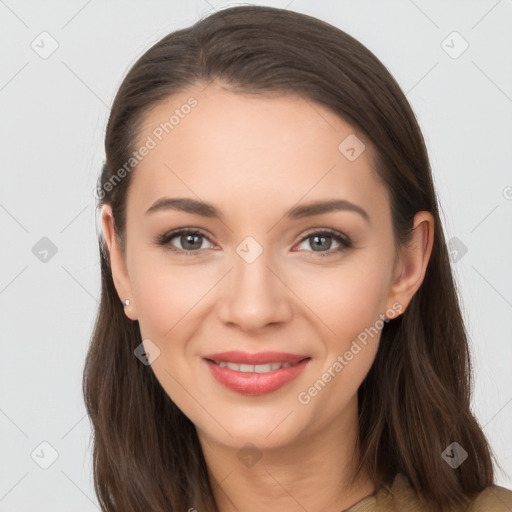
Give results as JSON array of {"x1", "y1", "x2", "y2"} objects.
[{"x1": 195, "y1": 407, "x2": 307, "y2": 450}]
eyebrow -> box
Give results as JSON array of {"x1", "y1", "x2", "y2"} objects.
[{"x1": 145, "y1": 197, "x2": 370, "y2": 223}]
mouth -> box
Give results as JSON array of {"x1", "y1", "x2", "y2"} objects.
[
  {"x1": 205, "y1": 358, "x2": 309, "y2": 373},
  {"x1": 203, "y1": 350, "x2": 310, "y2": 366},
  {"x1": 202, "y1": 351, "x2": 312, "y2": 395}
]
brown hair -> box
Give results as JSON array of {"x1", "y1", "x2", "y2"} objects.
[{"x1": 83, "y1": 5, "x2": 497, "y2": 511}]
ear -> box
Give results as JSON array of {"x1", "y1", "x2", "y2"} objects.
[
  {"x1": 386, "y1": 211, "x2": 435, "y2": 317},
  {"x1": 100, "y1": 204, "x2": 138, "y2": 321}
]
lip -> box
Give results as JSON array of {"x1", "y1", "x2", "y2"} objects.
[
  {"x1": 203, "y1": 350, "x2": 310, "y2": 365},
  {"x1": 203, "y1": 351, "x2": 311, "y2": 396}
]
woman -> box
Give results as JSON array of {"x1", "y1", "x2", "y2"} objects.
[{"x1": 83, "y1": 5, "x2": 512, "y2": 511}]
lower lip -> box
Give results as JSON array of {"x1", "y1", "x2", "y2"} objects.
[{"x1": 204, "y1": 358, "x2": 311, "y2": 396}]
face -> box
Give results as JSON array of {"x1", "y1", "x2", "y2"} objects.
[{"x1": 103, "y1": 82, "x2": 414, "y2": 453}]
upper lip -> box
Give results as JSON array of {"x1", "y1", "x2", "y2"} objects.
[{"x1": 203, "y1": 351, "x2": 310, "y2": 365}]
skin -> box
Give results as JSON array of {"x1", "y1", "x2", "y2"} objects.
[{"x1": 101, "y1": 81, "x2": 434, "y2": 511}]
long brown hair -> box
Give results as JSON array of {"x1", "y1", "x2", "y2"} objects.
[{"x1": 83, "y1": 5, "x2": 496, "y2": 511}]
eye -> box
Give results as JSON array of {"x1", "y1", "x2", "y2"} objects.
[
  {"x1": 295, "y1": 229, "x2": 352, "y2": 257},
  {"x1": 155, "y1": 228, "x2": 215, "y2": 255},
  {"x1": 155, "y1": 227, "x2": 352, "y2": 258}
]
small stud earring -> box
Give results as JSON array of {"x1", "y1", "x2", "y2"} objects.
[{"x1": 123, "y1": 299, "x2": 130, "y2": 307}]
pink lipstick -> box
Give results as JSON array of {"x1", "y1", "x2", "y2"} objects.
[{"x1": 203, "y1": 351, "x2": 311, "y2": 395}]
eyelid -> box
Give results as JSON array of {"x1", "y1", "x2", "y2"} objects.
[{"x1": 297, "y1": 227, "x2": 349, "y2": 243}]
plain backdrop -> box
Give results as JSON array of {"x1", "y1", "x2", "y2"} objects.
[{"x1": 0, "y1": 1, "x2": 511, "y2": 510}]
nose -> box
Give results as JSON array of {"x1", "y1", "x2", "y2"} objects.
[{"x1": 217, "y1": 247, "x2": 293, "y2": 332}]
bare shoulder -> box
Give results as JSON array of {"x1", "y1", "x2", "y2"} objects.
[{"x1": 466, "y1": 484, "x2": 512, "y2": 511}]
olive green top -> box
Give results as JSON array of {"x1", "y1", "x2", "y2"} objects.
[{"x1": 344, "y1": 473, "x2": 512, "y2": 511}]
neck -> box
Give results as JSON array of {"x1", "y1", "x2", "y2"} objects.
[{"x1": 196, "y1": 399, "x2": 375, "y2": 512}]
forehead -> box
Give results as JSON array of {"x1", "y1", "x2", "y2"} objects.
[{"x1": 127, "y1": 82, "x2": 390, "y2": 223}]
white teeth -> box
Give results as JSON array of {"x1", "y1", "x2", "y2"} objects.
[{"x1": 214, "y1": 361, "x2": 298, "y2": 373}]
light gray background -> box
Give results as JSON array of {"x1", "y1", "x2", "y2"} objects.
[{"x1": 1, "y1": 0, "x2": 511, "y2": 510}]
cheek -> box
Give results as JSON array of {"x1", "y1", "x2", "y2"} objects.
[
  {"x1": 294, "y1": 266, "x2": 386, "y2": 413},
  {"x1": 291, "y1": 258, "x2": 390, "y2": 343},
  {"x1": 128, "y1": 252, "x2": 210, "y2": 415},
  {"x1": 129, "y1": 248, "x2": 212, "y2": 340}
]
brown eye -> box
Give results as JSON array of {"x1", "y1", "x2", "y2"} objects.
[
  {"x1": 178, "y1": 233, "x2": 204, "y2": 251},
  {"x1": 156, "y1": 228, "x2": 214, "y2": 255}
]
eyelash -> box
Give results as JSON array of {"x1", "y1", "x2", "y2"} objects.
[{"x1": 155, "y1": 227, "x2": 353, "y2": 258}]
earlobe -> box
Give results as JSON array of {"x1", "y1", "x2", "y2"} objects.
[
  {"x1": 100, "y1": 204, "x2": 138, "y2": 321},
  {"x1": 386, "y1": 211, "x2": 435, "y2": 316}
]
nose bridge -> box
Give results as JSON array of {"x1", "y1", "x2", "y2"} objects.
[{"x1": 218, "y1": 238, "x2": 292, "y2": 330}]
